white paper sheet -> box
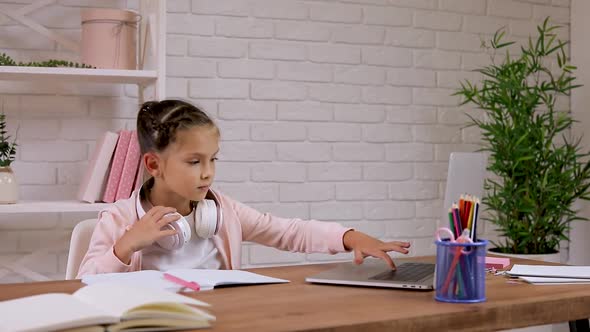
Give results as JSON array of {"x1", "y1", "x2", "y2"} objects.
[
  {"x1": 519, "y1": 276, "x2": 590, "y2": 284},
  {"x1": 507, "y1": 264, "x2": 590, "y2": 279}
]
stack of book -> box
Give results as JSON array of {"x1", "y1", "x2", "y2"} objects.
[
  {"x1": 77, "y1": 130, "x2": 144, "y2": 203},
  {"x1": 507, "y1": 264, "x2": 590, "y2": 285}
]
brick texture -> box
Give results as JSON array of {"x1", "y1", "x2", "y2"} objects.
[{"x1": 0, "y1": 0, "x2": 572, "y2": 281}]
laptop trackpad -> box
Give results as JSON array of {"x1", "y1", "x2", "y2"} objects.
[{"x1": 370, "y1": 262, "x2": 435, "y2": 282}]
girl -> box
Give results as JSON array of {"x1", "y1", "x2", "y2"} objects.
[{"x1": 77, "y1": 100, "x2": 410, "y2": 277}]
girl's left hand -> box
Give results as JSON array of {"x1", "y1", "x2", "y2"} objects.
[{"x1": 342, "y1": 230, "x2": 410, "y2": 270}]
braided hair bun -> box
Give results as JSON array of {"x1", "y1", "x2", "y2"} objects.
[{"x1": 137, "y1": 100, "x2": 218, "y2": 154}]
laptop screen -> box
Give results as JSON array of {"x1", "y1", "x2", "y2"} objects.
[{"x1": 442, "y1": 152, "x2": 487, "y2": 228}]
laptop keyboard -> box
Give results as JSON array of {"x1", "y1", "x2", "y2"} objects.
[{"x1": 369, "y1": 262, "x2": 435, "y2": 282}]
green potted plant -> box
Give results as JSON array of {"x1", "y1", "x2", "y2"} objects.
[
  {"x1": 0, "y1": 112, "x2": 18, "y2": 204},
  {"x1": 0, "y1": 53, "x2": 94, "y2": 68},
  {"x1": 454, "y1": 18, "x2": 590, "y2": 260}
]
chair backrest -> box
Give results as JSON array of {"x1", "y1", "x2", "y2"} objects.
[{"x1": 65, "y1": 218, "x2": 98, "y2": 280}]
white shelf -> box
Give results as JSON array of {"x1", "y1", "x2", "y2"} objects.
[
  {"x1": 0, "y1": 66, "x2": 158, "y2": 84},
  {"x1": 0, "y1": 200, "x2": 109, "y2": 213}
]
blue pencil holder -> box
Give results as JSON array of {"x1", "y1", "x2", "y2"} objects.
[{"x1": 434, "y1": 239, "x2": 488, "y2": 303}]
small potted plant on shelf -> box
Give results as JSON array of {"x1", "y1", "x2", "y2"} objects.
[
  {"x1": 0, "y1": 53, "x2": 94, "y2": 68},
  {"x1": 0, "y1": 112, "x2": 18, "y2": 204},
  {"x1": 454, "y1": 18, "x2": 590, "y2": 262}
]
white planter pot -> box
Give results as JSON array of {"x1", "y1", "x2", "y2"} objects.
[
  {"x1": 488, "y1": 250, "x2": 562, "y2": 264},
  {"x1": 0, "y1": 166, "x2": 18, "y2": 204}
]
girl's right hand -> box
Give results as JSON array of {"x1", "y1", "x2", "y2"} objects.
[{"x1": 114, "y1": 206, "x2": 181, "y2": 264}]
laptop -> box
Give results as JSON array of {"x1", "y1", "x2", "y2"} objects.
[
  {"x1": 305, "y1": 152, "x2": 487, "y2": 290},
  {"x1": 441, "y1": 152, "x2": 487, "y2": 234}
]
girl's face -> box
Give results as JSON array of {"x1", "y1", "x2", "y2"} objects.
[{"x1": 158, "y1": 125, "x2": 219, "y2": 202}]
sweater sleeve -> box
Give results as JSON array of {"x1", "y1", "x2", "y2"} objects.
[
  {"x1": 76, "y1": 210, "x2": 140, "y2": 278},
  {"x1": 231, "y1": 198, "x2": 352, "y2": 254}
]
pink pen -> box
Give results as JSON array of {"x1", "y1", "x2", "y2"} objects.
[{"x1": 163, "y1": 273, "x2": 201, "y2": 291}]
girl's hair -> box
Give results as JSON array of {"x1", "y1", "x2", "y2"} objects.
[{"x1": 137, "y1": 99, "x2": 218, "y2": 154}]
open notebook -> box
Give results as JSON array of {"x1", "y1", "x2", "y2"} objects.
[
  {"x1": 82, "y1": 269, "x2": 289, "y2": 292},
  {"x1": 0, "y1": 282, "x2": 214, "y2": 332}
]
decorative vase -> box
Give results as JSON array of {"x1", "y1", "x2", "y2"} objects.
[
  {"x1": 0, "y1": 166, "x2": 18, "y2": 204},
  {"x1": 81, "y1": 8, "x2": 138, "y2": 69}
]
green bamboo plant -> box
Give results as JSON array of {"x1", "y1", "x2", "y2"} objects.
[{"x1": 454, "y1": 18, "x2": 590, "y2": 254}]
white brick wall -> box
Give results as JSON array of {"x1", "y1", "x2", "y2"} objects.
[
  {"x1": 0, "y1": 0, "x2": 572, "y2": 282},
  {"x1": 310, "y1": 3, "x2": 362, "y2": 23}
]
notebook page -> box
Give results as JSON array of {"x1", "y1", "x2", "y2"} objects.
[
  {"x1": 519, "y1": 276, "x2": 590, "y2": 283},
  {"x1": 82, "y1": 270, "x2": 181, "y2": 292},
  {"x1": 166, "y1": 269, "x2": 289, "y2": 288},
  {"x1": 124, "y1": 304, "x2": 216, "y2": 321},
  {"x1": 508, "y1": 264, "x2": 590, "y2": 278},
  {"x1": 81, "y1": 269, "x2": 289, "y2": 292},
  {"x1": 0, "y1": 293, "x2": 118, "y2": 332},
  {"x1": 73, "y1": 282, "x2": 210, "y2": 318},
  {"x1": 528, "y1": 282, "x2": 590, "y2": 285}
]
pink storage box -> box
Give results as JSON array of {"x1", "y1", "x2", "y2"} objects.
[{"x1": 81, "y1": 8, "x2": 138, "y2": 69}]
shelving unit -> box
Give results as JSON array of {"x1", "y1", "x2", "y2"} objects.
[
  {"x1": 0, "y1": 0, "x2": 166, "y2": 214},
  {"x1": 0, "y1": 0, "x2": 166, "y2": 103},
  {"x1": 0, "y1": 0, "x2": 167, "y2": 281}
]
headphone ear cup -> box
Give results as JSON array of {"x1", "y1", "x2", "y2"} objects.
[
  {"x1": 156, "y1": 213, "x2": 191, "y2": 250},
  {"x1": 215, "y1": 202, "x2": 222, "y2": 234},
  {"x1": 195, "y1": 199, "x2": 218, "y2": 238}
]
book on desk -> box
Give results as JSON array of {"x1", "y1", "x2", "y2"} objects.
[
  {"x1": 81, "y1": 268, "x2": 289, "y2": 292},
  {"x1": 507, "y1": 264, "x2": 590, "y2": 285},
  {"x1": 0, "y1": 282, "x2": 214, "y2": 332}
]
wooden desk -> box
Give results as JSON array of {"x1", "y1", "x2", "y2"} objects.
[{"x1": 1, "y1": 257, "x2": 589, "y2": 332}]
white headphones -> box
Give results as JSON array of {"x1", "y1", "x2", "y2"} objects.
[{"x1": 135, "y1": 183, "x2": 223, "y2": 250}]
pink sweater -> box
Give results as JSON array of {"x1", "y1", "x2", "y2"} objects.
[{"x1": 77, "y1": 189, "x2": 351, "y2": 278}]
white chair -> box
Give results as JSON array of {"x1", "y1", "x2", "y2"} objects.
[{"x1": 65, "y1": 218, "x2": 97, "y2": 280}]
